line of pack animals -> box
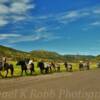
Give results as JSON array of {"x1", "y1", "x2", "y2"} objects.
[{"x1": 0, "y1": 58, "x2": 100, "y2": 78}]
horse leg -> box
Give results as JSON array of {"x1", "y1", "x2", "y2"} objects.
[
  {"x1": 66, "y1": 67, "x2": 68, "y2": 71},
  {"x1": 21, "y1": 69, "x2": 24, "y2": 76},
  {"x1": 58, "y1": 67, "x2": 60, "y2": 72},
  {"x1": 0, "y1": 71, "x2": 3, "y2": 78},
  {"x1": 87, "y1": 66, "x2": 90, "y2": 70},
  {"x1": 70, "y1": 67, "x2": 72, "y2": 72},
  {"x1": 49, "y1": 67, "x2": 52, "y2": 73},
  {"x1": 10, "y1": 67, "x2": 14, "y2": 77},
  {"x1": 25, "y1": 69, "x2": 28, "y2": 75},
  {"x1": 40, "y1": 68, "x2": 44, "y2": 74},
  {"x1": 30, "y1": 66, "x2": 35, "y2": 75},
  {"x1": 30, "y1": 69, "x2": 32, "y2": 75},
  {"x1": 45, "y1": 68, "x2": 48, "y2": 74},
  {"x1": 54, "y1": 67, "x2": 56, "y2": 72},
  {"x1": 5, "y1": 70, "x2": 8, "y2": 78}
]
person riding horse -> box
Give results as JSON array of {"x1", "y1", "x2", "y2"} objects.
[
  {"x1": 4, "y1": 62, "x2": 14, "y2": 78},
  {"x1": 0, "y1": 57, "x2": 14, "y2": 78}
]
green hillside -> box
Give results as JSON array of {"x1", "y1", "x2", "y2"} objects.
[
  {"x1": 0, "y1": 45, "x2": 29, "y2": 59},
  {"x1": 0, "y1": 45, "x2": 97, "y2": 62},
  {"x1": 30, "y1": 50, "x2": 65, "y2": 61}
]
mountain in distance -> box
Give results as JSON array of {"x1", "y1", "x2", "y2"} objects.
[
  {"x1": 30, "y1": 50, "x2": 65, "y2": 61},
  {"x1": 0, "y1": 45, "x2": 96, "y2": 62}
]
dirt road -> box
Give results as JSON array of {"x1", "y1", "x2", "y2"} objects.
[{"x1": 0, "y1": 69, "x2": 100, "y2": 100}]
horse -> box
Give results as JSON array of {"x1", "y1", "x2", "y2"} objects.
[
  {"x1": 37, "y1": 61, "x2": 45, "y2": 74},
  {"x1": 0, "y1": 62, "x2": 3, "y2": 78},
  {"x1": 83, "y1": 62, "x2": 90, "y2": 70},
  {"x1": 64, "y1": 62, "x2": 68, "y2": 71},
  {"x1": 37, "y1": 61, "x2": 52, "y2": 74},
  {"x1": 51, "y1": 62, "x2": 57, "y2": 72},
  {"x1": 79, "y1": 61, "x2": 84, "y2": 71},
  {"x1": 97, "y1": 62, "x2": 100, "y2": 68},
  {"x1": 27, "y1": 60, "x2": 35, "y2": 75},
  {"x1": 67, "y1": 63, "x2": 73, "y2": 72},
  {"x1": 16, "y1": 60, "x2": 28, "y2": 76},
  {"x1": 64, "y1": 62, "x2": 73, "y2": 72},
  {"x1": 16, "y1": 60, "x2": 35, "y2": 76},
  {"x1": 79, "y1": 61, "x2": 90, "y2": 71},
  {"x1": 44, "y1": 62, "x2": 52, "y2": 74},
  {"x1": 4, "y1": 63, "x2": 14, "y2": 78},
  {"x1": 0, "y1": 62, "x2": 14, "y2": 78},
  {"x1": 55, "y1": 63, "x2": 61, "y2": 72}
]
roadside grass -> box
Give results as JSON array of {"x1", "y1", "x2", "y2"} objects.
[{"x1": 0, "y1": 61, "x2": 98, "y2": 78}]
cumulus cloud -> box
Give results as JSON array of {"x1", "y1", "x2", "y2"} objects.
[
  {"x1": 0, "y1": 4, "x2": 9, "y2": 14},
  {"x1": 0, "y1": 18, "x2": 8, "y2": 26},
  {"x1": 0, "y1": 0, "x2": 35, "y2": 26},
  {"x1": 10, "y1": 2, "x2": 35, "y2": 14}
]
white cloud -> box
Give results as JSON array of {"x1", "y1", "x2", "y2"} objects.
[
  {"x1": 57, "y1": 10, "x2": 90, "y2": 24},
  {"x1": 62, "y1": 11, "x2": 79, "y2": 19},
  {"x1": 90, "y1": 21, "x2": 100, "y2": 26},
  {"x1": 0, "y1": 0, "x2": 35, "y2": 27},
  {"x1": 10, "y1": 2, "x2": 35, "y2": 14},
  {"x1": 0, "y1": 32, "x2": 60, "y2": 43},
  {"x1": 0, "y1": 4, "x2": 9, "y2": 14},
  {"x1": 9, "y1": 33, "x2": 50, "y2": 43},
  {"x1": 93, "y1": 8, "x2": 100, "y2": 14},
  {"x1": 0, "y1": 34, "x2": 21, "y2": 40},
  {"x1": 12, "y1": 16, "x2": 26, "y2": 22},
  {"x1": 35, "y1": 27, "x2": 47, "y2": 33},
  {"x1": 0, "y1": 0, "x2": 9, "y2": 3},
  {"x1": 0, "y1": 17, "x2": 8, "y2": 26}
]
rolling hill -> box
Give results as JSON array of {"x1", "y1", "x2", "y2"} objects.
[
  {"x1": 30, "y1": 50, "x2": 65, "y2": 61},
  {"x1": 0, "y1": 45, "x2": 29, "y2": 59},
  {"x1": 0, "y1": 45, "x2": 96, "y2": 62}
]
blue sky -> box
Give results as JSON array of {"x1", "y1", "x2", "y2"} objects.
[{"x1": 0, "y1": 0, "x2": 100, "y2": 55}]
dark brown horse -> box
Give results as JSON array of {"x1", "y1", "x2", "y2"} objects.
[
  {"x1": 16, "y1": 60, "x2": 35, "y2": 76},
  {"x1": 0, "y1": 62, "x2": 14, "y2": 78}
]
